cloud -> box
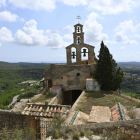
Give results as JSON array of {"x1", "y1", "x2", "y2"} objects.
[
  {"x1": 9, "y1": 0, "x2": 55, "y2": 11},
  {"x1": 0, "y1": 11, "x2": 24, "y2": 22},
  {"x1": 115, "y1": 20, "x2": 135, "y2": 33},
  {"x1": 84, "y1": 13, "x2": 108, "y2": 42},
  {"x1": 115, "y1": 31, "x2": 138, "y2": 45},
  {"x1": 121, "y1": 46, "x2": 125, "y2": 49},
  {"x1": 0, "y1": 43, "x2": 1, "y2": 47},
  {"x1": 63, "y1": 25, "x2": 73, "y2": 32},
  {"x1": 0, "y1": 0, "x2": 6, "y2": 7},
  {"x1": 87, "y1": 12, "x2": 100, "y2": 20},
  {"x1": 124, "y1": 39, "x2": 138, "y2": 45},
  {"x1": 63, "y1": 34, "x2": 72, "y2": 40},
  {"x1": 14, "y1": 20, "x2": 68, "y2": 48},
  {"x1": 61, "y1": 0, "x2": 87, "y2": 6},
  {"x1": 0, "y1": 27, "x2": 13, "y2": 42},
  {"x1": 88, "y1": 0, "x2": 139, "y2": 15},
  {"x1": 135, "y1": 34, "x2": 140, "y2": 38},
  {"x1": 114, "y1": 20, "x2": 139, "y2": 45}
]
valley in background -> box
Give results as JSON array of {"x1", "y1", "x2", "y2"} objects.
[{"x1": 0, "y1": 61, "x2": 140, "y2": 109}]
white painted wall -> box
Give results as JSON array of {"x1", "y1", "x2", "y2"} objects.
[
  {"x1": 86, "y1": 79, "x2": 100, "y2": 91},
  {"x1": 50, "y1": 86, "x2": 61, "y2": 94}
]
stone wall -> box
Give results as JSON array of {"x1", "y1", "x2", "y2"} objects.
[
  {"x1": 68, "y1": 119, "x2": 140, "y2": 139},
  {"x1": 49, "y1": 91, "x2": 63, "y2": 105},
  {"x1": 45, "y1": 64, "x2": 95, "y2": 91},
  {"x1": 0, "y1": 110, "x2": 36, "y2": 131}
]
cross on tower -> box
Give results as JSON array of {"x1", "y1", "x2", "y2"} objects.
[
  {"x1": 76, "y1": 15, "x2": 81, "y2": 23},
  {"x1": 81, "y1": 49, "x2": 88, "y2": 57},
  {"x1": 71, "y1": 52, "x2": 76, "y2": 59}
]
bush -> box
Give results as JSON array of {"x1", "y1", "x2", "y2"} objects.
[
  {"x1": 136, "y1": 103, "x2": 140, "y2": 108},
  {"x1": 80, "y1": 130, "x2": 85, "y2": 137},
  {"x1": 72, "y1": 132, "x2": 79, "y2": 140},
  {"x1": 0, "y1": 127, "x2": 36, "y2": 140},
  {"x1": 46, "y1": 116, "x2": 63, "y2": 138},
  {"x1": 65, "y1": 125, "x2": 72, "y2": 133},
  {"x1": 133, "y1": 94, "x2": 138, "y2": 99},
  {"x1": 63, "y1": 134, "x2": 68, "y2": 139}
]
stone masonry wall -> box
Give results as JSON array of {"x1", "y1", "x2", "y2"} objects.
[
  {"x1": 45, "y1": 64, "x2": 95, "y2": 91},
  {"x1": 0, "y1": 110, "x2": 36, "y2": 131},
  {"x1": 68, "y1": 119, "x2": 140, "y2": 140},
  {"x1": 49, "y1": 91, "x2": 63, "y2": 105}
]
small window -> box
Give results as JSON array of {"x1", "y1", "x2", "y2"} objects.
[{"x1": 77, "y1": 73, "x2": 80, "y2": 76}]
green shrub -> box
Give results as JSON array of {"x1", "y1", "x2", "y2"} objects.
[
  {"x1": 133, "y1": 94, "x2": 138, "y2": 99},
  {"x1": 63, "y1": 134, "x2": 68, "y2": 139},
  {"x1": 52, "y1": 130, "x2": 59, "y2": 139},
  {"x1": 136, "y1": 103, "x2": 140, "y2": 108},
  {"x1": 72, "y1": 132, "x2": 79, "y2": 140},
  {"x1": 65, "y1": 125, "x2": 72, "y2": 133},
  {"x1": 0, "y1": 127, "x2": 36, "y2": 140},
  {"x1": 80, "y1": 130, "x2": 85, "y2": 137}
]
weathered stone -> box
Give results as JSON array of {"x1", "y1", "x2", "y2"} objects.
[
  {"x1": 120, "y1": 127, "x2": 125, "y2": 133},
  {"x1": 131, "y1": 135, "x2": 135, "y2": 138},
  {"x1": 135, "y1": 135, "x2": 140, "y2": 139},
  {"x1": 125, "y1": 130, "x2": 131, "y2": 135},
  {"x1": 134, "y1": 125, "x2": 137, "y2": 128},
  {"x1": 117, "y1": 129, "x2": 121, "y2": 134}
]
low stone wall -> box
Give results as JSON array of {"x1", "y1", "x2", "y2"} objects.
[
  {"x1": 118, "y1": 93, "x2": 140, "y2": 103},
  {"x1": 68, "y1": 119, "x2": 140, "y2": 139},
  {"x1": 49, "y1": 91, "x2": 63, "y2": 105},
  {"x1": 0, "y1": 110, "x2": 36, "y2": 131},
  {"x1": 70, "y1": 90, "x2": 85, "y2": 112}
]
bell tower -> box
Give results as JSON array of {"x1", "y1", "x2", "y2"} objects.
[
  {"x1": 73, "y1": 24, "x2": 84, "y2": 44},
  {"x1": 66, "y1": 16, "x2": 95, "y2": 65}
]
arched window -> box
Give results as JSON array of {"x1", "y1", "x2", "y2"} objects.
[
  {"x1": 76, "y1": 26, "x2": 81, "y2": 33},
  {"x1": 76, "y1": 36, "x2": 81, "y2": 44},
  {"x1": 71, "y1": 47, "x2": 76, "y2": 63},
  {"x1": 81, "y1": 47, "x2": 88, "y2": 64}
]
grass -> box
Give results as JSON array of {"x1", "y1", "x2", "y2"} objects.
[
  {"x1": 30, "y1": 91, "x2": 56, "y2": 104},
  {"x1": 77, "y1": 91, "x2": 137, "y2": 115},
  {"x1": 31, "y1": 95, "x2": 47, "y2": 104},
  {"x1": 121, "y1": 92, "x2": 140, "y2": 100}
]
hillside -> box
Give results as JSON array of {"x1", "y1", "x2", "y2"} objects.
[
  {"x1": 0, "y1": 61, "x2": 50, "y2": 69},
  {"x1": 0, "y1": 62, "x2": 50, "y2": 109},
  {"x1": 118, "y1": 62, "x2": 140, "y2": 69}
]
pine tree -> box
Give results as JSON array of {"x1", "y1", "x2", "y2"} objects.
[{"x1": 94, "y1": 41, "x2": 123, "y2": 90}]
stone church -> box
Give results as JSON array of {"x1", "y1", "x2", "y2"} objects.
[{"x1": 44, "y1": 22, "x2": 100, "y2": 104}]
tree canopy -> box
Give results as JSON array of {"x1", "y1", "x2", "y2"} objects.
[{"x1": 94, "y1": 41, "x2": 123, "y2": 91}]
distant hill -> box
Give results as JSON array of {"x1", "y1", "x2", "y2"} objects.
[
  {"x1": 1, "y1": 61, "x2": 140, "y2": 69},
  {"x1": 117, "y1": 62, "x2": 140, "y2": 69},
  {"x1": 0, "y1": 61, "x2": 50, "y2": 69}
]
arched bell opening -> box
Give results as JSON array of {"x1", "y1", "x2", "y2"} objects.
[
  {"x1": 71, "y1": 47, "x2": 76, "y2": 64},
  {"x1": 81, "y1": 47, "x2": 88, "y2": 65}
]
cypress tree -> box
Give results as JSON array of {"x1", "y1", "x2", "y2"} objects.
[{"x1": 94, "y1": 41, "x2": 123, "y2": 90}]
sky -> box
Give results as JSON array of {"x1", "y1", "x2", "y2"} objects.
[{"x1": 0, "y1": 0, "x2": 140, "y2": 63}]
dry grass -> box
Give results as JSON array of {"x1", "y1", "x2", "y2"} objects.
[
  {"x1": 77, "y1": 91, "x2": 137, "y2": 115},
  {"x1": 31, "y1": 95, "x2": 47, "y2": 104}
]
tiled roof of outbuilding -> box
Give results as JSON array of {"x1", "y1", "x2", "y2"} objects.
[{"x1": 22, "y1": 103, "x2": 70, "y2": 118}]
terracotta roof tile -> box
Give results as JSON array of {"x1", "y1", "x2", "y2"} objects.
[
  {"x1": 22, "y1": 103, "x2": 70, "y2": 118},
  {"x1": 40, "y1": 78, "x2": 44, "y2": 82},
  {"x1": 111, "y1": 104, "x2": 122, "y2": 121}
]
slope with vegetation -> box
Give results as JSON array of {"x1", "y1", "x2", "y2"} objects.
[{"x1": 0, "y1": 62, "x2": 50, "y2": 109}]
